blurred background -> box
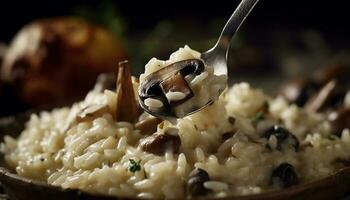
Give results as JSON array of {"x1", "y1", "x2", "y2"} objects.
[{"x1": 1, "y1": 0, "x2": 350, "y2": 117}]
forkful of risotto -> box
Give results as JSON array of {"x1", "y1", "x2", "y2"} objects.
[{"x1": 138, "y1": 0, "x2": 259, "y2": 119}]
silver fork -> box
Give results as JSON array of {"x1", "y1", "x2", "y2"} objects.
[
  {"x1": 201, "y1": 0, "x2": 260, "y2": 77},
  {"x1": 139, "y1": 0, "x2": 259, "y2": 119}
]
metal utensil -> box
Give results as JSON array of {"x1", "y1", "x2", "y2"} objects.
[
  {"x1": 201, "y1": 0, "x2": 259, "y2": 77},
  {"x1": 139, "y1": 0, "x2": 259, "y2": 120}
]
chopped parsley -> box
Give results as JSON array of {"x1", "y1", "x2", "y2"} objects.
[
  {"x1": 252, "y1": 111, "x2": 265, "y2": 124},
  {"x1": 128, "y1": 159, "x2": 141, "y2": 173},
  {"x1": 328, "y1": 134, "x2": 339, "y2": 141}
]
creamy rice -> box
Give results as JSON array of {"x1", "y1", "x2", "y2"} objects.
[{"x1": 1, "y1": 47, "x2": 350, "y2": 199}]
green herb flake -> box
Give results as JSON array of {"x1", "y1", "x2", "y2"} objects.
[
  {"x1": 252, "y1": 112, "x2": 265, "y2": 124},
  {"x1": 328, "y1": 134, "x2": 339, "y2": 141},
  {"x1": 128, "y1": 159, "x2": 141, "y2": 173}
]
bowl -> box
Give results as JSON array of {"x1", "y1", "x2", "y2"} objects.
[{"x1": 0, "y1": 112, "x2": 349, "y2": 200}]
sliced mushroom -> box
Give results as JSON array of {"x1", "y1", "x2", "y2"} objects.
[
  {"x1": 279, "y1": 78, "x2": 318, "y2": 106},
  {"x1": 160, "y1": 73, "x2": 193, "y2": 106},
  {"x1": 115, "y1": 60, "x2": 141, "y2": 123},
  {"x1": 304, "y1": 80, "x2": 335, "y2": 112},
  {"x1": 178, "y1": 59, "x2": 205, "y2": 77},
  {"x1": 139, "y1": 129, "x2": 181, "y2": 155},
  {"x1": 187, "y1": 168, "x2": 211, "y2": 197},
  {"x1": 305, "y1": 80, "x2": 346, "y2": 112},
  {"x1": 76, "y1": 104, "x2": 110, "y2": 123},
  {"x1": 135, "y1": 117, "x2": 163, "y2": 135},
  {"x1": 60, "y1": 104, "x2": 110, "y2": 133},
  {"x1": 0, "y1": 43, "x2": 6, "y2": 67},
  {"x1": 139, "y1": 59, "x2": 205, "y2": 110},
  {"x1": 60, "y1": 103, "x2": 111, "y2": 134},
  {"x1": 141, "y1": 59, "x2": 204, "y2": 87}
]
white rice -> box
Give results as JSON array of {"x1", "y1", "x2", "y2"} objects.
[
  {"x1": 204, "y1": 181, "x2": 229, "y2": 192},
  {"x1": 165, "y1": 91, "x2": 187, "y2": 102},
  {"x1": 144, "y1": 98, "x2": 163, "y2": 110},
  {"x1": 268, "y1": 135, "x2": 278, "y2": 150},
  {"x1": 190, "y1": 71, "x2": 209, "y2": 86},
  {"x1": 1, "y1": 46, "x2": 350, "y2": 199}
]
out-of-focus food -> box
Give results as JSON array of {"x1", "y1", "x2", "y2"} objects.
[
  {"x1": 0, "y1": 43, "x2": 6, "y2": 64},
  {"x1": 328, "y1": 108, "x2": 350, "y2": 136},
  {"x1": 313, "y1": 63, "x2": 350, "y2": 86},
  {"x1": 280, "y1": 63, "x2": 349, "y2": 109},
  {"x1": 305, "y1": 80, "x2": 338, "y2": 112},
  {"x1": 1, "y1": 17, "x2": 127, "y2": 107},
  {"x1": 345, "y1": 91, "x2": 350, "y2": 108},
  {"x1": 0, "y1": 44, "x2": 6, "y2": 95},
  {"x1": 279, "y1": 77, "x2": 317, "y2": 107}
]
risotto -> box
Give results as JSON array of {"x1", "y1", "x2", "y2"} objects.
[
  {"x1": 1, "y1": 46, "x2": 350, "y2": 199},
  {"x1": 139, "y1": 46, "x2": 227, "y2": 118}
]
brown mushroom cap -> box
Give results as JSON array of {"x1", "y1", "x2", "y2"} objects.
[
  {"x1": 139, "y1": 130, "x2": 181, "y2": 155},
  {"x1": 135, "y1": 117, "x2": 163, "y2": 135}
]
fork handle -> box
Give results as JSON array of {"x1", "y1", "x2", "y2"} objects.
[{"x1": 217, "y1": 0, "x2": 259, "y2": 59}]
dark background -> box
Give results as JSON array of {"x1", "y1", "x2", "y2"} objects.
[{"x1": 1, "y1": 0, "x2": 349, "y2": 42}]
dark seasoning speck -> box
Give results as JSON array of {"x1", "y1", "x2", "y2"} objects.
[
  {"x1": 128, "y1": 159, "x2": 141, "y2": 173},
  {"x1": 187, "y1": 168, "x2": 211, "y2": 196}
]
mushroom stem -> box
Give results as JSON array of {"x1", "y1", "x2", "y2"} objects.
[{"x1": 115, "y1": 60, "x2": 140, "y2": 122}]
